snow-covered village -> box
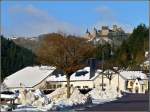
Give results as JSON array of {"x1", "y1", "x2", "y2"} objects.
[{"x1": 1, "y1": 1, "x2": 149, "y2": 112}]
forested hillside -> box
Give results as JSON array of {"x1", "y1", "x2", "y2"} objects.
[
  {"x1": 114, "y1": 24, "x2": 149, "y2": 69},
  {"x1": 12, "y1": 37, "x2": 42, "y2": 54},
  {"x1": 1, "y1": 35, "x2": 37, "y2": 80}
]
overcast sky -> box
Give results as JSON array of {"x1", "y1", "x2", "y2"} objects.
[{"x1": 1, "y1": 1, "x2": 149, "y2": 37}]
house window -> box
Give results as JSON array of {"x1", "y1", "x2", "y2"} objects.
[
  {"x1": 48, "y1": 85, "x2": 52, "y2": 89},
  {"x1": 142, "y1": 85, "x2": 144, "y2": 92},
  {"x1": 130, "y1": 81, "x2": 133, "y2": 86},
  {"x1": 93, "y1": 84, "x2": 95, "y2": 88},
  {"x1": 83, "y1": 86, "x2": 89, "y2": 89},
  {"x1": 100, "y1": 83, "x2": 106, "y2": 86},
  {"x1": 31, "y1": 90, "x2": 35, "y2": 92},
  {"x1": 76, "y1": 86, "x2": 81, "y2": 89},
  {"x1": 57, "y1": 84, "x2": 61, "y2": 88},
  {"x1": 53, "y1": 85, "x2": 56, "y2": 89}
]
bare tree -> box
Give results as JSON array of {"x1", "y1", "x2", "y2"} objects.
[
  {"x1": 37, "y1": 34, "x2": 95, "y2": 98},
  {"x1": 104, "y1": 69, "x2": 115, "y2": 85}
]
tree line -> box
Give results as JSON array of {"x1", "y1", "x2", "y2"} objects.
[
  {"x1": 114, "y1": 24, "x2": 149, "y2": 69},
  {"x1": 1, "y1": 35, "x2": 37, "y2": 81}
]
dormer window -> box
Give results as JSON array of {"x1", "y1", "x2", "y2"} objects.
[
  {"x1": 137, "y1": 77, "x2": 141, "y2": 80},
  {"x1": 75, "y1": 71, "x2": 88, "y2": 77}
]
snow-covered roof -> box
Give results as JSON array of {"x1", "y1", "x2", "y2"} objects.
[
  {"x1": 46, "y1": 74, "x2": 66, "y2": 82},
  {"x1": 0, "y1": 94, "x2": 16, "y2": 99},
  {"x1": 46, "y1": 67, "x2": 102, "y2": 82},
  {"x1": 103, "y1": 69, "x2": 115, "y2": 74},
  {"x1": 144, "y1": 60, "x2": 149, "y2": 65},
  {"x1": 3, "y1": 66, "x2": 56, "y2": 88},
  {"x1": 119, "y1": 71, "x2": 148, "y2": 80}
]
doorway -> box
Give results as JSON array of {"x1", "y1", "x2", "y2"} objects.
[{"x1": 135, "y1": 87, "x2": 139, "y2": 93}]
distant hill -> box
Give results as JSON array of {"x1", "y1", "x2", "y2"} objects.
[
  {"x1": 11, "y1": 33, "x2": 60, "y2": 54},
  {"x1": 11, "y1": 36, "x2": 41, "y2": 54},
  {"x1": 1, "y1": 35, "x2": 37, "y2": 80}
]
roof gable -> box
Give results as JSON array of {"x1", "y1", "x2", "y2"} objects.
[
  {"x1": 119, "y1": 71, "x2": 148, "y2": 80},
  {"x1": 4, "y1": 66, "x2": 56, "y2": 88}
]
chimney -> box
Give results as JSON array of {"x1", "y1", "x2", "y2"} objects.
[{"x1": 88, "y1": 58, "x2": 97, "y2": 78}]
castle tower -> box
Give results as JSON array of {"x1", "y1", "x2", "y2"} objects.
[
  {"x1": 101, "y1": 26, "x2": 109, "y2": 37},
  {"x1": 113, "y1": 25, "x2": 117, "y2": 31},
  {"x1": 85, "y1": 29, "x2": 92, "y2": 40}
]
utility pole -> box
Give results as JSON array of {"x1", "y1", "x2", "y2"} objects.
[
  {"x1": 101, "y1": 47, "x2": 104, "y2": 90},
  {"x1": 113, "y1": 67, "x2": 119, "y2": 93},
  {"x1": 117, "y1": 70, "x2": 120, "y2": 92}
]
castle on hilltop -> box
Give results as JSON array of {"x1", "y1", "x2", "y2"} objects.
[{"x1": 85, "y1": 25, "x2": 129, "y2": 46}]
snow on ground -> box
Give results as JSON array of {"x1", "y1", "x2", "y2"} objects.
[
  {"x1": 89, "y1": 85, "x2": 122, "y2": 104},
  {"x1": 15, "y1": 88, "x2": 50, "y2": 109},
  {"x1": 0, "y1": 105, "x2": 12, "y2": 111},
  {"x1": 45, "y1": 87, "x2": 91, "y2": 110},
  {"x1": 13, "y1": 87, "x2": 90, "y2": 111},
  {"x1": 11, "y1": 86, "x2": 122, "y2": 111}
]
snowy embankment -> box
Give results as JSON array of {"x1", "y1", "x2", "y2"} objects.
[
  {"x1": 41, "y1": 87, "x2": 91, "y2": 111},
  {"x1": 12, "y1": 87, "x2": 91, "y2": 111},
  {"x1": 4, "y1": 86, "x2": 122, "y2": 111},
  {"x1": 89, "y1": 85, "x2": 122, "y2": 104}
]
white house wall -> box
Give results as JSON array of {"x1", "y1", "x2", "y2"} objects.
[
  {"x1": 132, "y1": 79, "x2": 148, "y2": 93},
  {"x1": 70, "y1": 81, "x2": 93, "y2": 89},
  {"x1": 93, "y1": 75, "x2": 110, "y2": 88},
  {"x1": 47, "y1": 73, "x2": 126, "y2": 90},
  {"x1": 47, "y1": 80, "x2": 94, "y2": 89},
  {"x1": 111, "y1": 74, "x2": 126, "y2": 92}
]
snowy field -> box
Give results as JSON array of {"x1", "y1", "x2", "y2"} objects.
[{"x1": 1, "y1": 86, "x2": 122, "y2": 111}]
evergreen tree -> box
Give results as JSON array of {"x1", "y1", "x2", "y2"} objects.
[{"x1": 1, "y1": 35, "x2": 37, "y2": 81}]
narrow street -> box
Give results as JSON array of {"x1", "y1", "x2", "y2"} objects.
[{"x1": 79, "y1": 93, "x2": 149, "y2": 111}]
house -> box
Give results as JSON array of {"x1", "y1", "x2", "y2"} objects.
[
  {"x1": 140, "y1": 51, "x2": 149, "y2": 71},
  {"x1": 3, "y1": 65, "x2": 106, "y2": 91},
  {"x1": 111, "y1": 71, "x2": 149, "y2": 93},
  {"x1": 45, "y1": 67, "x2": 116, "y2": 90},
  {"x1": 46, "y1": 67, "x2": 103, "y2": 89},
  {"x1": 3, "y1": 66, "x2": 56, "y2": 90}
]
